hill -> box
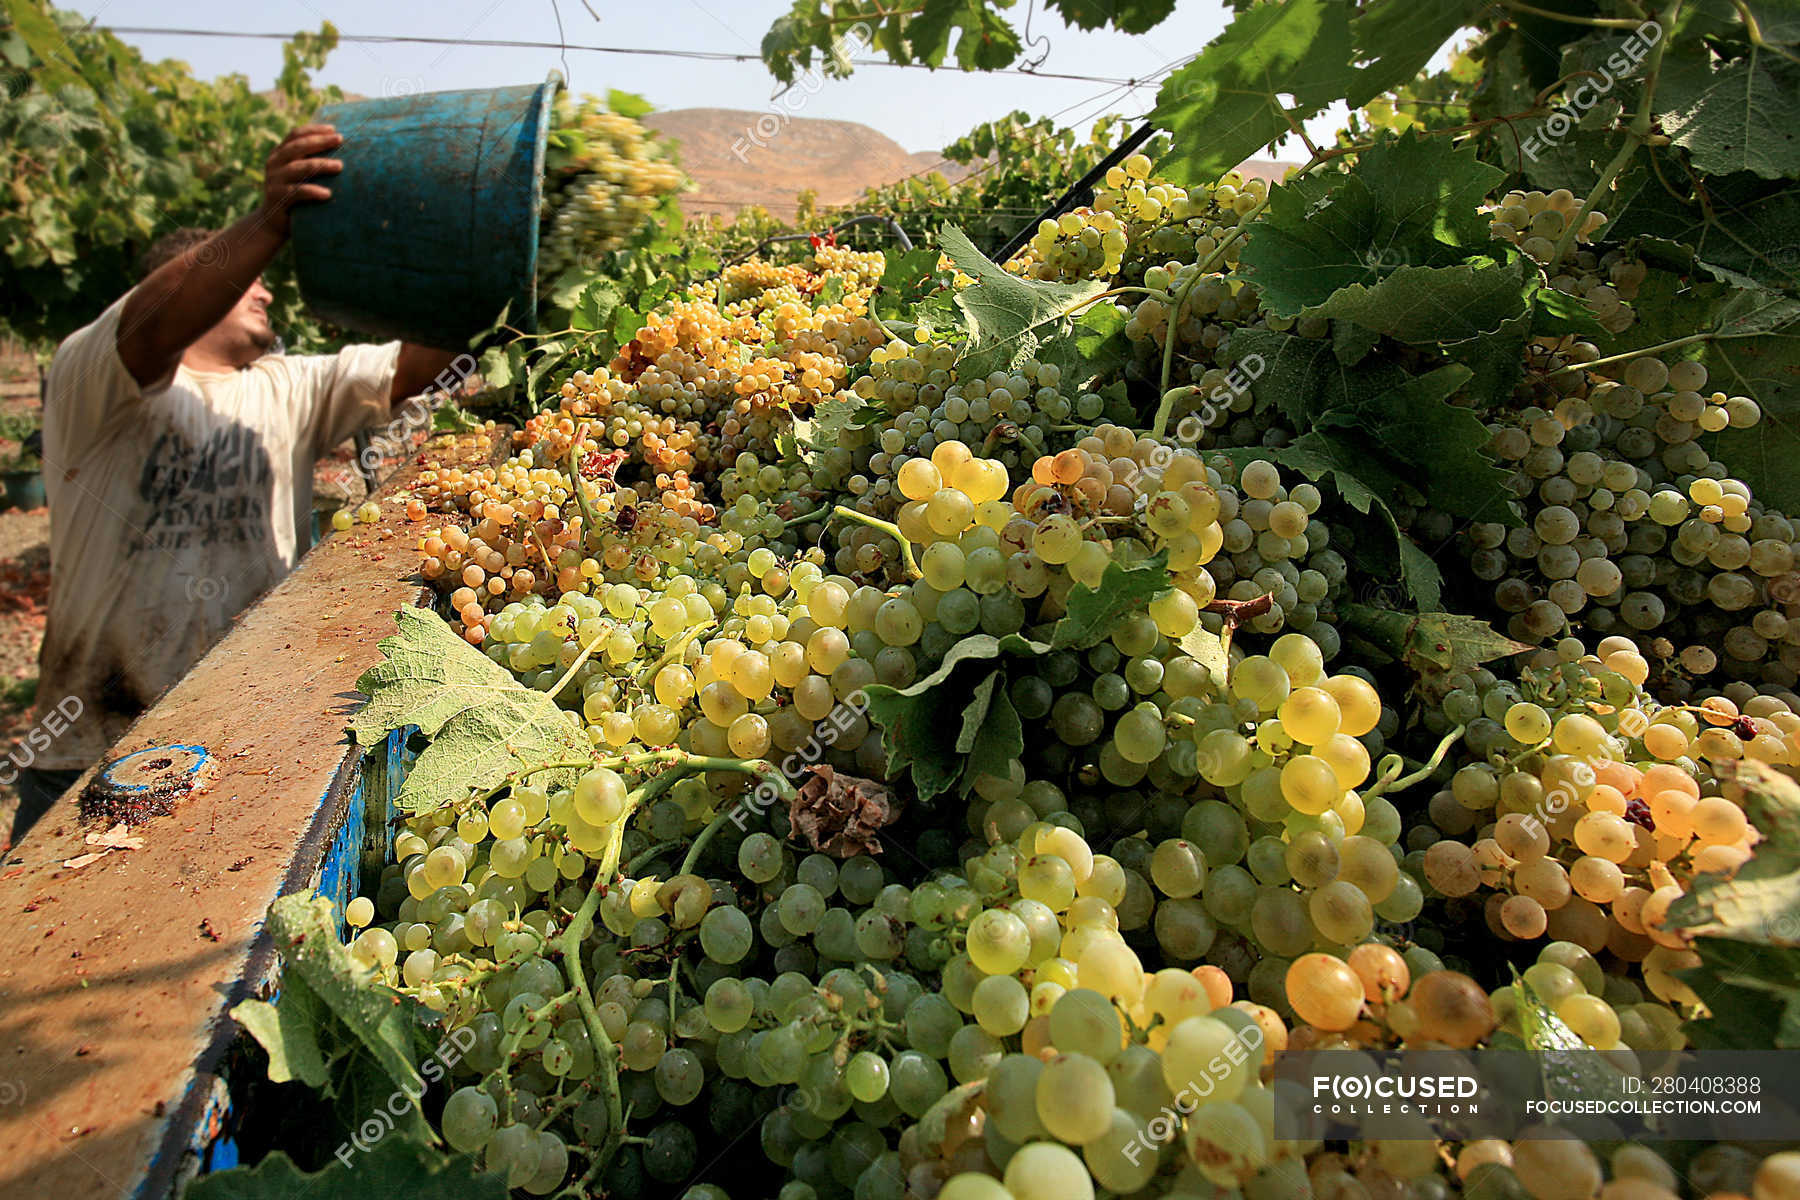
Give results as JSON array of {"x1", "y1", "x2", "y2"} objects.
[{"x1": 643, "y1": 108, "x2": 976, "y2": 224}]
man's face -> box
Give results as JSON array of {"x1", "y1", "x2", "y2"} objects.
[
  {"x1": 223, "y1": 277, "x2": 278, "y2": 354},
  {"x1": 189, "y1": 276, "x2": 278, "y2": 368}
]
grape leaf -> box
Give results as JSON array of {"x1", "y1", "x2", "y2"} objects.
[
  {"x1": 1221, "y1": 339, "x2": 1516, "y2": 530},
  {"x1": 1338, "y1": 605, "x2": 1533, "y2": 675},
  {"x1": 1529, "y1": 286, "x2": 1610, "y2": 338},
  {"x1": 478, "y1": 343, "x2": 514, "y2": 391},
  {"x1": 186, "y1": 1139, "x2": 507, "y2": 1200},
  {"x1": 1215, "y1": 434, "x2": 1447, "y2": 607},
  {"x1": 1394, "y1": 539, "x2": 1446, "y2": 612},
  {"x1": 232, "y1": 894, "x2": 432, "y2": 1118},
  {"x1": 350, "y1": 608, "x2": 591, "y2": 812},
  {"x1": 961, "y1": 675, "x2": 1022, "y2": 791},
  {"x1": 937, "y1": 225, "x2": 1106, "y2": 377},
  {"x1": 1236, "y1": 133, "x2": 1506, "y2": 313},
  {"x1": 864, "y1": 632, "x2": 1048, "y2": 801},
  {"x1": 1047, "y1": 0, "x2": 1177, "y2": 34},
  {"x1": 1225, "y1": 328, "x2": 1411, "y2": 426},
  {"x1": 1178, "y1": 626, "x2": 1228, "y2": 687},
  {"x1": 1680, "y1": 0, "x2": 1800, "y2": 43},
  {"x1": 1667, "y1": 762, "x2": 1800, "y2": 945},
  {"x1": 1036, "y1": 302, "x2": 1132, "y2": 394},
  {"x1": 233, "y1": 975, "x2": 330, "y2": 1088},
  {"x1": 1515, "y1": 970, "x2": 1633, "y2": 1108},
  {"x1": 1147, "y1": 0, "x2": 1476, "y2": 189},
  {"x1": 1347, "y1": 0, "x2": 1488, "y2": 104},
  {"x1": 1324, "y1": 364, "x2": 1517, "y2": 524},
  {"x1": 606, "y1": 89, "x2": 654, "y2": 119},
  {"x1": 1657, "y1": 46, "x2": 1800, "y2": 180},
  {"x1": 1623, "y1": 272, "x2": 1800, "y2": 510},
  {"x1": 1677, "y1": 938, "x2": 1800, "y2": 1048},
  {"x1": 957, "y1": 671, "x2": 1004, "y2": 756},
  {"x1": 1445, "y1": 307, "x2": 1533, "y2": 401},
  {"x1": 1307, "y1": 260, "x2": 1530, "y2": 345},
  {"x1": 1053, "y1": 551, "x2": 1172, "y2": 649},
  {"x1": 1332, "y1": 319, "x2": 1382, "y2": 366},
  {"x1": 876, "y1": 246, "x2": 943, "y2": 319},
  {"x1": 1608, "y1": 172, "x2": 1800, "y2": 294},
  {"x1": 905, "y1": 0, "x2": 1023, "y2": 72},
  {"x1": 1149, "y1": 0, "x2": 1357, "y2": 187}
]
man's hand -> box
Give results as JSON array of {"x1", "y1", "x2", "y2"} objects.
[
  {"x1": 258, "y1": 124, "x2": 344, "y2": 238},
  {"x1": 117, "y1": 123, "x2": 343, "y2": 386}
]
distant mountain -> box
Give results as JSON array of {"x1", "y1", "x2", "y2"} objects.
[{"x1": 643, "y1": 108, "x2": 976, "y2": 224}]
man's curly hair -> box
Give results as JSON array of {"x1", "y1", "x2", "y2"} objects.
[{"x1": 136, "y1": 227, "x2": 218, "y2": 281}]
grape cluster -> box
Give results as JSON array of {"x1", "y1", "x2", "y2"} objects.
[
  {"x1": 1007, "y1": 155, "x2": 1265, "y2": 292},
  {"x1": 1419, "y1": 635, "x2": 1791, "y2": 1006},
  {"x1": 837, "y1": 339, "x2": 1078, "y2": 502},
  {"x1": 1469, "y1": 351, "x2": 1800, "y2": 694},
  {"x1": 538, "y1": 94, "x2": 688, "y2": 283}
]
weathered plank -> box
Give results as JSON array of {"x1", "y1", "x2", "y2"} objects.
[{"x1": 0, "y1": 427, "x2": 499, "y2": 1198}]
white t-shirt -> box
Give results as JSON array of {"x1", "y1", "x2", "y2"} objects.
[{"x1": 34, "y1": 291, "x2": 401, "y2": 769}]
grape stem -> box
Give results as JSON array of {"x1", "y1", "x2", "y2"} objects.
[
  {"x1": 1207, "y1": 590, "x2": 1276, "y2": 666},
  {"x1": 1735, "y1": 0, "x2": 1800, "y2": 64},
  {"x1": 678, "y1": 784, "x2": 777, "y2": 876},
  {"x1": 828, "y1": 504, "x2": 923, "y2": 579},
  {"x1": 524, "y1": 516, "x2": 558, "y2": 576},
  {"x1": 468, "y1": 760, "x2": 598, "y2": 808},
  {"x1": 623, "y1": 839, "x2": 682, "y2": 874},
  {"x1": 1543, "y1": 331, "x2": 1709, "y2": 378},
  {"x1": 490, "y1": 988, "x2": 579, "y2": 1121},
  {"x1": 1363, "y1": 724, "x2": 1467, "y2": 800},
  {"x1": 1501, "y1": 0, "x2": 1652, "y2": 27},
  {"x1": 549, "y1": 753, "x2": 796, "y2": 1173},
  {"x1": 1547, "y1": 0, "x2": 1680, "y2": 265},
  {"x1": 1150, "y1": 149, "x2": 1310, "y2": 428},
  {"x1": 563, "y1": 433, "x2": 602, "y2": 543},
  {"x1": 633, "y1": 619, "x2": 716, "y2": 691},
  {"x1": 780, "y1": 505, "x2": 828, "y2": 529},
  {"x1": 1065, "y1": 284, "x2": 1174, "y2": 315},
  {"x1": 545, "y1": 628, "x2": 606, "y2": 703},
  {"x1": 534, "y1": 1079, "x2": 595, "y2": 1133},
  {"x1": 557, "y1": 873, "x2": 626, "y2": 1171}
]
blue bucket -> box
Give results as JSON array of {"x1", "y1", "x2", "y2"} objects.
[{"x1": 292, "y1": 76, "x2": 559, "y2": 350}]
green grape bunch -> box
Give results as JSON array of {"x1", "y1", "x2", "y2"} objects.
[{"x1": 538, "y1": 93, "x2": 688, "y2": 283}]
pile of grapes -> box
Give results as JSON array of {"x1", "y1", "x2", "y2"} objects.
[{"x1": 301, "y1": 151, "x2": 1800, "y2": 1200}]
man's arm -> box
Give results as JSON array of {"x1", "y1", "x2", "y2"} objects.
[
  {"x1": 391, "y1": 344, "x2": 462, "y2": 404},
  {"x1": 117, "y1": 125, "x2": 344, "y2": 387}
]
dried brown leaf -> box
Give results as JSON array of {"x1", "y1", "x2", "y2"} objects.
[{"x1": 789, "y1": 766, "x2": 901, "y2": 857}]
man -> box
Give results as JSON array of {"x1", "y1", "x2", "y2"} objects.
[{"x1": 11, "y1": 124, "x2": 456, "y2": 842}]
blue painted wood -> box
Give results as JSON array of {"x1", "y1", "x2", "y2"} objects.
[
  {"x1": 292, "y1": 78, "x2": 558, "y2": 350},
  {"x1": 188, "y1": 727, "x2": 422, "y2": 1180},
  {"x1": 316, "y1": 753, "x2": 368, "y2": 932}
]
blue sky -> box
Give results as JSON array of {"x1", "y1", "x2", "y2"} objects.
[{"x1": 64, "y1": 0, "x2": 1249, "y2": 154}]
